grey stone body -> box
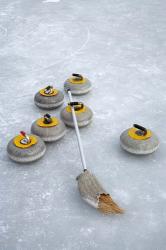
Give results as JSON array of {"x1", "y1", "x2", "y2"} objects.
[
  {"x1": 64, "y1": 79, "x2": 92, "y2": 95},
  {"x1": 60, "y1": 106, "x2": 93, "y2": 127},
  {"x1": 34, "y1": 91, "x2": 64, "y2": 109},
  {"x1": 76, "y1": 170, "x2": 106, "y2": 208},
  {"x1": 31, "y1": 120, "x2": 66, "y2": 142},
  {"x1": 120, "y1": 129, "x2": 159, "y2": 155},
  {"x1": 7, "y1": 135, "x2": 46, "y2": 163}
]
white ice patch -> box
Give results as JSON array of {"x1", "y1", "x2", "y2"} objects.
[
  {"x1": 43, "y1": 0, "x2": 60, "y2": 2},
  {"x1": 159, "y1": 192, "x2": 166, "y2": 200},
  {"x1": 114, "y1": 189, "x2": 130, "y2": 204},
  {"x1": 80, "y1": 227, "x2": 95, "y2": 236}
]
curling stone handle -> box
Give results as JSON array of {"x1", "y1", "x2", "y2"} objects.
[
  {"x1": 69, "y1": 102, "x2": 84, "y2": 111},
  {"x1": 67, "y1": 90, "x2": 87, "y2": 171},
  {"x1": 44, "y1": 85, "x2": 53, "y2": 94},
  {"x1": 45, "y1": 85, "x2": 53, "y2": 90},
  {"x1": 20, "y1": 131, "x2": 26, "y2": 137},
  {"x1": 72, "y1": 73, "x2": 83, "y2": 80},
  {"x1": 20, "y1": 131, "x2": 30, "y2": 143},
  {"x1": 44, "y1": 114, "x2": 52, "y2": 124},
  {"x1": 133, "y1": 124, "x2": 147, "y2": 135}
]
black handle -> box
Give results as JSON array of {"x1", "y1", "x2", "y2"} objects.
[
  {"x1": 72, "y1": 73, "x2": 83, "y2": 81},
  {"x1": 45, "y1": 85, "x2": 53, "y2": 91},
  {"x1": 69, "y1": 102, "x2": 84, "y2": 111},
  {"x1": 133, "y1": 124, "x2": 147, "y2": 136},
  {"x1": 44, "y1": 113, "x2": 52, "y2": 124}
]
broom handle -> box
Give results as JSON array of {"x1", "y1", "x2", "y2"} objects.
[{"x1": 67, "y1": 90, "x2": 87, "y2": 171}]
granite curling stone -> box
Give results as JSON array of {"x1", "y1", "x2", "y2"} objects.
[
  {"x1": 7, "y1": 131, "x2": 46, "y2": 163},
  {"x1": 120, "y1": 124, "x2": 159, "y2": 155},
  {"x1": 76, "y1": 170, "x2": 123, "y2": 214},
  {"x1": 31, "y1": 113, "x2": 66, "y2": 142},
  {"x1": 64, "y1": 73, "x2": 92, "y2": 95},
  {"x1": 34, "y1": 85, "x2": 64, "y2": 109},
  {"x1": 60, "y1": 101, "x2": 93, "y2": 128}
]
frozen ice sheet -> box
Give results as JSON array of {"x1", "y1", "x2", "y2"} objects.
[{"x1": 0, "y1": 0, "x2": 166, "y2": 249}]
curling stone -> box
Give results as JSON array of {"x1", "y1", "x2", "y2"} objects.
[
  {"x1": 34, "y1": 85, "x2": 64, "y2": 109},
  {"x1": 7, "y1": 131, "x2": 46, "y2": 163},
  {"x1": 64, "y1": 73, "x2": 92, "y2": 95},
  {"x1": 120, "y1": 124, "x2": 159, "y2": 155},
  {"x1": 61, "y1": 102, "x2": 93, "y2": 128},
  {"x1": 31, "y1": 113, "x2": 66, "y2": 142}
]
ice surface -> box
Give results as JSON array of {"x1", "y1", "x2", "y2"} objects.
[{"x1": 0, "y1": 0, "x2": 166, "y2": 249}]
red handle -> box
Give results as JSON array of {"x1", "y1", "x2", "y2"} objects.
[{"x1": 20, "y1": 131, "x2": 26, "y2": 137}]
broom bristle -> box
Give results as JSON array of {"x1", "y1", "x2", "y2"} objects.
[{"x1": 98, "y1": 194, "x2": 124, "y2": 214}]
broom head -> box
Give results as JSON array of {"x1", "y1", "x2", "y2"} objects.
[{"x1": 77, "y1": 170, "x2": 123, "y2": 214}]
